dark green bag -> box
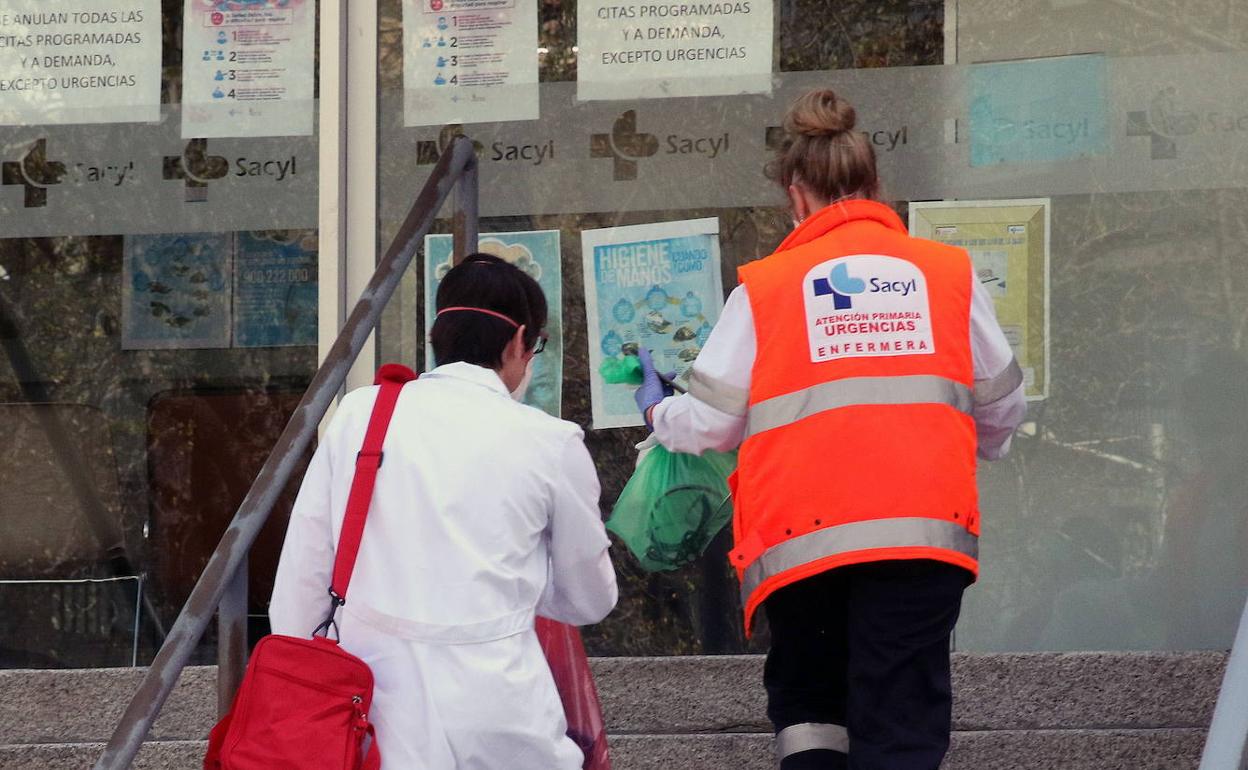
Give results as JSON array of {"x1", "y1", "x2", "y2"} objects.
[{"x1": 608, "y1": 442, "x2": 736, "y2": 572}]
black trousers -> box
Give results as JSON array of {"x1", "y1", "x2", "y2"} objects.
[{"x1": 763, "y1": 560, "x2": 970, "y2": 770}]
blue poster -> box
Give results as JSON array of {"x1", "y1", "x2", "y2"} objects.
[
  {"x1": 968, "y1": 54, "x2": 1108, "y2": 168},
  {"x1": 424, "y1": 230, "x2": 563, "y2": 418},
  {"x1": 122, "y1": 232, "x2": 232, "y2": 350},
  {"x1": 582, "y1": 218, "x2": 723, "y2": 430},
  {"x1": 233, "y1": 230, "x2": 318, "y2": 348}
]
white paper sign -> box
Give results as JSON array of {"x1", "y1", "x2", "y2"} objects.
[
  {"x1": 181, "y1": 0, "x2": 315, "y2": 139},
  {"x1": 576, "y1": 0, "x2": 773, "y2": 101},
  {"x1": 0, "y1": 3, "x2": 161, "y2": 126},
  {"x1": 403, "y1": 0, "x2": 539, "y2": 127}
]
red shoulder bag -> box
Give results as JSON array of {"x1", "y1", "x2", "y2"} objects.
[{"x1": 204, "y1": 364, "x2": 417, "y2": 770}]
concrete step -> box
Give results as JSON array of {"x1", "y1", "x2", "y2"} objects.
[
  {"x1": 609, "y1": 729, "x2": 1208, "y2": 770},
  {"x1": 1, "y1": 652, "x2": 1224, "y2": 746},
  {"x1": 0, "y1": 653, "x2": 1223, "y2": 769},
  {"x1": 0, "y1": 730, "x2": 1208, "y2": 770}
]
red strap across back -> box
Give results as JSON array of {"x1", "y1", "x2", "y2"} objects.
[{"x1": 330, "y1": 364, "x2": 418, "y2": 601}]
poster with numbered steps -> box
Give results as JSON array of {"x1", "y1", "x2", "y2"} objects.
[
  {"x1": 403, "y1": 0, "x2": 539, "y2": 127},
  {"x1": 181, "y1": 0, "x2": 315, "y2": 139}
]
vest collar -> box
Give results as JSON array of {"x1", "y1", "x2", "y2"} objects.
[{"x1": 777, "y1": 199, "x2": 906, "y2": 252}]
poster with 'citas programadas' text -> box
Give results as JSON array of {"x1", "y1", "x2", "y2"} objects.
[
  {"x1": 0, "y1": 2, "x2": 161, "y2": 126},
  {"x1": 583, "y1": 218, "x2": 723, "y2": 430},
  {"x1": 576, "y1": 0, "x2": 773, "y2": 101}
]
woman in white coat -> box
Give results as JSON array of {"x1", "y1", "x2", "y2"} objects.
[{"x1": 270, "y1": 253, "x2": 619, "y2": 769}]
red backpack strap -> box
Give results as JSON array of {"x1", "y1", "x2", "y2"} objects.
[{"x1": 316, "y1": 364, "x2": 417, "y2": 635}]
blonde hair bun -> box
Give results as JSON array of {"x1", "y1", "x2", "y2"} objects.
[{"x1": 784, "y1": 89, "x2": 857, "y2": 137}]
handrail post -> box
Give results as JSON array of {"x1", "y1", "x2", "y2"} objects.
[
  {"x1": 93, "y1": 136, "x2": 479, "y2": 770},
  {"x1": 452, "y1": 153, "x2": 479, "y2": 265},
  {"x1": 1200, "y1": 593, "x2": 1248, "y2": 770},
  {"x1": 216, "y1": 561, "x2": 248, "y2": 717}
]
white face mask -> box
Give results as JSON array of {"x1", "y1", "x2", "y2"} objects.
[{"x1": 510, "y1": 357, "x2": 535, "y2": 402}]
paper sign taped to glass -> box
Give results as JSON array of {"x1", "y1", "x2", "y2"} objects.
[
  {"x1": 424, "y1": 230, "x2": 563, "y2": 418},
  {"x1": 582, "y1": 217, "x2": 724, "y2": 429},
  {"x1": 233, "y1": 230, "x2": 317, "y2": 348},
  {"x1": 909, "y1": 199, "x2": 1050, "y2": 400},
  {"x1": 122, "y1": 232, "x2": 233, "y2": 350}
]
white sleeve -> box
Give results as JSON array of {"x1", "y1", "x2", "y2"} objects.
[
  {"x1": 269, "y1": 433, "x2": 336, "y2": 636},
  {"x1": 537, "y1": 432, "x2": 618, "y2": 626},
  {"x1": 970, "y1": 273, "x2": 1028, "y2": 460},
  {"x1": 651, "y1": 284, "x2": 755, "y2": 455}
]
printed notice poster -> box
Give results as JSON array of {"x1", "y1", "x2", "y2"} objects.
[
  {"x1": 0, "y1": 2, "x2": 161, "y2": 126},
  {"x1": 234, "y1": 230, "x2": 317, "y2": 347},
  {"x1": 123, "y1": 232, "x2": 232, "y2": 350},
  {"x1": 909, "y1": 199, "x2": 1051, "y2": 400},
  {"x1": 425, "y1": 231, "x2": 563, "y2": 417},
  {"x1": 582, "y1": 218, "x2": 723, "y2": 429},
  {"x1": 576, "y1": 0, "x2": 773, "y2": 101},
  {"x1": 968, "y1": 54, "x2": 1108, "y2": 168},
  {"x1": 403, "y1": 0, "x2": 539, "y2": 127},
  {"x1": 182, "y1": 0, "x2": 315, "y2": 139}
]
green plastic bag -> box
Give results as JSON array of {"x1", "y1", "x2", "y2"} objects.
[
  {"x1": 598, "y1": 355, "x2": 643, "y2": 386},
  {"x1": 608, "y1": 441, "x2": 737, "y2": 572}
]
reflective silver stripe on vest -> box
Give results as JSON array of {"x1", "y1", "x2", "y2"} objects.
[
  {"x1": 746, "y1": 375, "x2": 973, "y2": 438},
  {"x1": 974, "y1": 357, "x2": 1024, "y2": 406},
  {"x1": 775, "y1": 722, "x2": 849, "y2": 759},
  {"x1": 741, "y1": 518, "x2": 978, "y2": 605},
  {"x1": 688, "y1": 367, "x2": 750, "y2": 416}
]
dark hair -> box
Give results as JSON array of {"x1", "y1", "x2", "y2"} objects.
[
  {"x1": 767, "y1": 89, "x2": 881, "y2": 203},
  {"x1": 430, "y1": 252, "x2": 547, "y2": 368}
]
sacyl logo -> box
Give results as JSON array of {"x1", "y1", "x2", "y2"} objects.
[
  {"x1": 163, "y1": 138, "x2": 229, "y2": 202},
  {"x1": 812, "y1": 262, "x2": 866, "y2": 310},
  {"x1": 2, "y1": 138, "x2": 66, "y2": 208},
  {"x1": 765, "y1": 125, "x2": 909, "y2": 153},
  {"x1": 803, "y1": 255, "x2": 932, "y2": 363},
  {"x1": 590, "y1": 110, "x2": 658, "y2": 181},
  {"x1": 416, "y1": 126, "x2": 485, "y2": 166},
  {"x1": 1127, "y1": 88, "x2": 1199, "y2": 160}
]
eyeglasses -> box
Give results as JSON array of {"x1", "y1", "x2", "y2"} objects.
[{"x1": 532, "y1": 332, "x2": 549, "y2": 355}]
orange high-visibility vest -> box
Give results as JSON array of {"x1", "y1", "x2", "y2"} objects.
[{"x1": 731, "y1": 200, "x2": 979, "y2": 631}]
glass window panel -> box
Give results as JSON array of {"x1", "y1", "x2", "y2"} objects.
[{"x1": 0, "y1": 2, "x2": 321, "y2": 668}]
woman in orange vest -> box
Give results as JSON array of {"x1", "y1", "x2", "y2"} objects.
[{"x1": 634, "y1": 90, "x2": 1027, "y2": 770}]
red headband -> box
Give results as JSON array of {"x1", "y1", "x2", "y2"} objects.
[{"x1": 436, "y1": 306, "x2": 520, "y2": 328}]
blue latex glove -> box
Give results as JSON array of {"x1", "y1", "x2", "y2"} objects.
[{"x1": 634, "y1": 348, "x2": 675, "y2": 429}]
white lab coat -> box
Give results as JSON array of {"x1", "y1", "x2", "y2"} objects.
[
  {"x1": 652, "y1": 278, "x2": 1028, "y2": 458},
  {"x1": 270, "y1": 362, "x2": 618, "y2": 770}
]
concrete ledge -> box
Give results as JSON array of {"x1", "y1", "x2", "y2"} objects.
[
  {"x1": 0, "y1": 740, "x2": 205, "y2": 770},
  {"x1": 0, "y1": 730, "x2": 1207, "y2": 770},
  {"x1": 595, "y1": 652, "x2": 1225, "y2": 734},
  {"x1": 0, "y1": 652, "x2": 1226, "y2": 745},
  {"x1": 609, "y1": 729, "x2": 1207, "y2": 770},
  {"x1": 0, "y1": 667, "x2": 217, "y2": 746}
]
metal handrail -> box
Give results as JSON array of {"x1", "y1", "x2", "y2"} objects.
[
  {"x1": 1200, "y1": 594, "x2": 1248, "y2": 770},
  {"x1": 93, "y1": 136, "x2": 480, "y2": 770}
]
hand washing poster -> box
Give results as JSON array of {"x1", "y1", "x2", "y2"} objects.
[
  {"x1": 0, "y1": 2, "x2": 161, "y2": 126},
  {"x1": 403, "y1": 0, "x2": 539, "y2": 127},
  {"x1": 909, "y1": 199, "x2": 1050, "y2": 400},
  {"x1": 576, "y1": 0, "x2": 773, "y2": 101},
  {"x1": 424, "y1": 230, "x2": 563, "y2": 417},
  {"x1": 582, "y1": 217, "x2": 723, "y2": 429},
  {"x1": 233, "y1": 229, "x2": 317, "y2": 347},
  {"x1": 122, "y1": 232, "x2": 232, "y2": 349},
  {"x1": 181, "y1": 0, "x2": 315, "y2": 138}
]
